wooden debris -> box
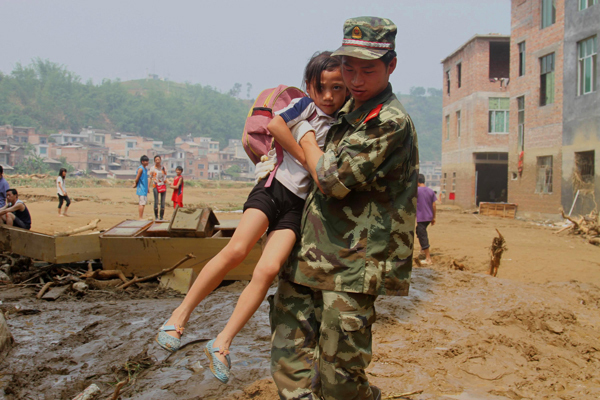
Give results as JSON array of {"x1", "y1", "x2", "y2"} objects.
[
  {"x1": 36, "y1": 282, "x2": 54, "y2": 299},
  {"x1": 80, "y1": 263, "x2": 128, "y2": 283},
  {"x1": 413, "y1": 257, "x2": 422, "y2": 267},
  {"x1": 118, "y1": 253, "x2": 196, "y2": 289},
  {"x1": 589, "y1": 237, "x2": 600, "y2": 246},
  {"x1": 71, "y1": 383, "x2": 101, "y2": 400},
  {"x1": 159, "y1": 268, "x2": 197, "y2": 294},
  {"x1": 55, "y1": 218, "x2": 101, "y2": 237},
  {"x1": 0, "y1": 313, "x2": 13, "y2": 361},
  {"x1": 489, "y1": 229, "x2": 507, "y2": 277},
  {"x1": 558, "y1": 208, "x2": 600, "y2": 237},
  {"x1": 42, "y1": 285, "x2": 70, "y2": 301}
]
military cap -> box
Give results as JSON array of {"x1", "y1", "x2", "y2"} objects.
[{"x1": 332, "y1": 16, "x2": 397, "y2": 60}]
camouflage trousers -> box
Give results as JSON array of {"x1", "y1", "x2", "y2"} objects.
[{"x1": 269, "y1": 279, "x2": 378, "y2": 400}]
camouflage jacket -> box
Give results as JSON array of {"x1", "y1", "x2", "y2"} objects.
[{"x1": 282, "y1": 84, "x2": 419, "y2": 296}]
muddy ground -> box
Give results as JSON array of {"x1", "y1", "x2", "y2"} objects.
[{"x1": 1, "y1": 186, "x2": 599, "y2": 399}]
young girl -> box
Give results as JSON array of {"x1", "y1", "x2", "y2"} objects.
[
  {"x1": 56, "y1": 168, "x2": 70, "y2": 217},
  {"x1": 149, "y1": 155, "x2": 167, "y2": 220},
  {"x1": 170, "y1": 166, "x2": 184, "y2": 208},
  {"x1": 156, "y1": 51, "x2": 348, "y2": 383}
]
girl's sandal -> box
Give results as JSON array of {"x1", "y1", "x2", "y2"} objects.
[
  {"x1": 155, "y1": 320, "x2": 184, "y2": 352},
  {"x1": 204, "y1": 338, "x2": 231, "y2": 383}
]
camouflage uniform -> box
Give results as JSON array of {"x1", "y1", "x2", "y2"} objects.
[{"x1": 270, "y1": 17, "x2": 419, "y2": 400}]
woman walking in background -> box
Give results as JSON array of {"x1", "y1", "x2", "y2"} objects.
[
  {"x1": 149, "y1": 155, "x2": 168, "y2": 220},
  {"x1": 57, "y1": 168, "x2": 71, "y2": 217}
]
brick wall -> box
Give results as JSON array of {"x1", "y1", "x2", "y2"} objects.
[
  {"x1": 508, "y1": 0, "x2": 565, "y2": 217},
  {"x1": 442, "y1": 36, "x2": 511, "y2": 208}
]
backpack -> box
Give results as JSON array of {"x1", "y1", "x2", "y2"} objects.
[{"x1": 242, "y1": 85, "x2": 306, "y2": 165}]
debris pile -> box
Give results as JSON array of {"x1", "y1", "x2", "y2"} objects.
[
  {"x1": 558, "y1": 208, "x2": 600, "y2": 246},
  {"x1": 0, "y1": 252, "x2": 196, "y2": 301}
]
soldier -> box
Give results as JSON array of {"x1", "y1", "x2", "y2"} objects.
[{"x1": 270, "y1": 17, "x2": 419, "y2": 400}]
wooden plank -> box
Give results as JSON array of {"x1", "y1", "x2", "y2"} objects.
[
  {"x1": 42, "y1": 286, "x2": 70, "y2": 301},
  {"x1": 102, "y1": 220, "x2": 152, "y2": 237},
  {"x1": 100, "y1": 236, "x2": 262, "y2": 281},
  {"x1": 1, "y1": 226, "x2": 100, "y2": 263},
  {"x1": 9, "y1": 228, "x2": 56, "y2": 263},
  {"x1": 159, "y1": 268, "x2": 197, "y2": 294},
  {"x1": 54, "y1": 232, "x2": 101, "y2": 264},
  {"x1": 0, "y1": 226, "x2": 11, "y2": 252}
]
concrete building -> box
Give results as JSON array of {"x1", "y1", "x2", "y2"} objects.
[
  {"x1": 441, "y1": 34, "x2": 511, "y2": 208},
  {"x1": 508, "y1": 0, "x2": 566, "y2": 218},
  {"x1": 560, "y1": 0, "x2": 599, "y2": 215}
]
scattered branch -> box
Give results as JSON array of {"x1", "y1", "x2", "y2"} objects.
[
  {"x1": 118, "y1": 253, "x2": 195, "y2": 289},
  {"x1": 54, "y1": 219, "x2": 100, "y2": 237}
]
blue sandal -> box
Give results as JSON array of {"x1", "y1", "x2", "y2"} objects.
[
  {"x1": 156, "y1": 320, "x2": 184, "y2": 352},
  {"x1": 204, "y1": 338, "x2": 231, "y2": 383}
]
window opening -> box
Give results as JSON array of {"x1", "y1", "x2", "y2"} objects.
[
  {"x1": 517, "y1": 96, "x2": 525, "y2": 152},
  {"x1": 540, "y1": 53, "x2": 555, "y2": 106},
  {"x1": 488, "y1": 98, "x2": 510, "y2": 133},
  {"x1": 578, "y1": 36, "x2": 597, "y2": 95},
  {"x1": 519, "y1": 42, "x2": 526, "y2": 76},
  {"x1": 541, "y1": 0, "x2": 556, "y2": 28},
  {"x1": 536, "y1": 156, "x2": 553, "y2": 193}
]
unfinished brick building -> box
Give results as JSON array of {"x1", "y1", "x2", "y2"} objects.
[
  {"x1": 441, "y1": 35, "x2": 511, "y2": 208},
  {"x1": 442, "y1": 0, "x2": 599, "y2": 218},
  {"x1": 508, "y1": 0, "x2": 566, "y2": 218}
]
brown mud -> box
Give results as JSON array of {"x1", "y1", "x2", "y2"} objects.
[{"x1": 0, "y1": 188, "x2": 599, "y2": 399}]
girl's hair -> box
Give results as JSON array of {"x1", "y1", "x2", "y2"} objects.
[
  {"x1": 59, "y1": 168, "x2": 67, "y2": 177},
  {"x1": 176, "y1": 166, "x2": 183, "y2": 172},
  {"x1": 303, "y1": 51, "x2": 341, "y2": 94},
  {"x1": 154, "y1": 155, "x2": 161, "y2": 161}
]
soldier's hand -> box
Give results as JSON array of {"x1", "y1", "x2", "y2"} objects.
[{"x1": 254, "y1": 149, "x2": 277, "y2": 183}]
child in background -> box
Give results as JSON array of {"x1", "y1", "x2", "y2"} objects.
[
  {"x1": 56, "y1": 168, "x2": 70, "y2": 217},
  {"x1": 156, "y1": 51, "x2": 348, "y2": 384},
  {"x1": 170, "y1": 166, "x2": 184, "y2": 208},
  {"x1": 132, "y1": 155, "x2": 150, "y2": 219},
  {"x1": 149, "y1": 155, "x2": 168, "y2": 220}
]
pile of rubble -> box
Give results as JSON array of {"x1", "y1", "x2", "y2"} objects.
[{"x1": 557, "y1": 209, "x2": 600, "y2": 246}]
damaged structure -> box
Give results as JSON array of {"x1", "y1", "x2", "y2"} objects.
[{"x1": 441, "y1": 0, "x2": 599, "y2": 218}]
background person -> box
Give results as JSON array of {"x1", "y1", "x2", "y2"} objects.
[
  {"x1": 0, "y1": 189, "x2": 32, "y2": 230},
  {"x1": 56, "y1": 168, "x2": 71, "y2": 217},
  {"x1": 0, "y1": 166, "x2": 9, "y2": 208},
  {"x1": 416, "y1": 173, "x2": 436, "y2": 264},
  {"x1": 170, "y1": 166, "x2": 184, "y2": 209},
  {"x1": 149, "y1": 155, "x2": 168, "y2": 220},
  {"x1": 132, "y1": 155, "x2": 150, "y2": 219}
]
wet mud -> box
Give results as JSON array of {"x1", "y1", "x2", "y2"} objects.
[{"x1": 1, "y1": 266, "x2": 599, "y2": 400}]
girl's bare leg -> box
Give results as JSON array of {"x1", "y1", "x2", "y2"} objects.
[
  {"x1": 212, "y1": 229, "x2": 297, "y2": 364},
  {"x1": 163, "y1": 208, "x2": 269, "y2": 338}
]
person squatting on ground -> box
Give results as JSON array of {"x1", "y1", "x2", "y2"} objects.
[
  {"x1": 269, "y1": 17, "x2": 419, "y2": 400},
  {"x1": 57, "y1": 168, "x2": 71, "y2": 217},
  {"x1": 0, "y1": 189, "x2": 32, "y2": 230},
  {"x1": 170, "y1": 166, "x2": 184, "y2": 208},
  {"x1": 416, "y1": 173, "x2": 437, "y2": 265},
  {"x1": 132, "y1": 155, "x2": 150, "y2": 219},
  {"x1": 155, "y1": 52, "x2": 348, "y2": 384},
  {"x1": 149, "y1": 155, "x2": 168, "y2": 220}
]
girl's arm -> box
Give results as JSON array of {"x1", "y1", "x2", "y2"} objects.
[
  {"x1": 132, "y1": 169, "x2": 142, "y2": 188},
  {"x1": 170, "y1": 178, "x2": 182, "y2": 190},
  {"x1": 267, "y1": 116, "x2": 309, "y2": 167}
]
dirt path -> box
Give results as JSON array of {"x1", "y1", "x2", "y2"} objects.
[{"x1": 1, "y1": 188, "x2": 599, "y2": 399}]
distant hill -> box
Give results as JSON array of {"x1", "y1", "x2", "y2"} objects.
[{"x1": 0, "y1": 59, "x2": 441, "y2": 160}]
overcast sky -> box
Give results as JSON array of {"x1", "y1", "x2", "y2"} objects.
[{"x1": 0, "y1": 0, "x2": 510, "y2": 97}]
